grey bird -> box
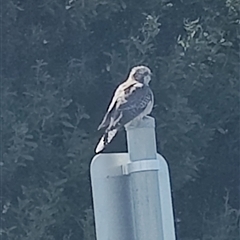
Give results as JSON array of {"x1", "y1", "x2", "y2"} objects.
[{"x1": 95, "y1": 65, "x2": 154, "y2": 153}]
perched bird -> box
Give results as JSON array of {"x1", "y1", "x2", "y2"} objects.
[{"x1": 95, "y1": 65, "x2": 154, "y2": 153}]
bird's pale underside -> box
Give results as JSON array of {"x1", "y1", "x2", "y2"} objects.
[{"x1": 95, "y1": 65, "x2": 154, "y2": 153}]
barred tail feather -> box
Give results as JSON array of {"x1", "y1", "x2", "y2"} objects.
[{"x1": 95, "y1": 129, "x2": 118, "y2": 153}]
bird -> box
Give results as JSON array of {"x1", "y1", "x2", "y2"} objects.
[{"x1": 95, "y1": 65, "x2": 154, "y2": 153}]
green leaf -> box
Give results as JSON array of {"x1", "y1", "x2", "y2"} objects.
[
  {"x1": 60, "y1": 113, "x2": 71, "y2": 119},
  {"x1": 221, "y1": 41, "x2": 233, "y2": 47},
  {"x1": 62, "y1": 98, "x2": 73, "y2": 108},
  {"x1": 25, "y1": 134, "x2": 34, "y2": 139},
  {"x1": 25, "y1": 141, "x2": 38, "y2": 148},
  {"x1": 22, "y1": 155, "x2": 34, "y2": 161},
  {"x1": 67, "y1": 152, "x2": 76, "y2": 158},
  {"x1": 62, "y1": 121, "x2": 75, "y2": 128},
  {"x1": 53, "y1": 178, "x2": 68, "y2": 186},
  {"x1": 82, "y1": 113, "x2": 90, "y2": 119}
]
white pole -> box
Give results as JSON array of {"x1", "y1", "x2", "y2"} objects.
[
  {"x1": 125, "y1": 116, "x2": 176, "y2": 240},
  {"x1": 91, "y1": 116, "x2": 175, "y2": 240}
]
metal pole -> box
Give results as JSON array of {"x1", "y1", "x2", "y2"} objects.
[
  {"x1": 125, "y1": 116, "x2": 175, "y2": 240},
  {"x1": 91, "y1": 116, "x2": 175, "y2": 240}
]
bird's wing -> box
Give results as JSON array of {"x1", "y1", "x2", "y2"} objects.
[
  {"x1": 97, "y1": 80, "x2": 135, "y2": 130},
  {"x1": 98, "y1": 81, "x2": 153, "y2": 131}
]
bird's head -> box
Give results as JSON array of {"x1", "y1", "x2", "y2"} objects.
[{"x1": 129, "y1": 65, "x2": 152, "y2": 85}]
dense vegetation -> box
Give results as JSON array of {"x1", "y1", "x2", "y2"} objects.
[{"x1": 1, "y1": 0, "x2": 239, "y2": 239}]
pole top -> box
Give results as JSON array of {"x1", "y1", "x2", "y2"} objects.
[
  {"x1": 125, "y1": 116, "x2": 155, "y2": 131},
  {"x1": 124, "y1": 116, "x2": 157, "y2": 161}
]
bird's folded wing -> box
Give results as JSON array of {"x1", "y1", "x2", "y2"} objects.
[
  {"x1": 98, "y1": 82, "x2": 153, "y2": 131},
  {"x1": 97, "y1": 81, "x2": 137, "y2": 130}
]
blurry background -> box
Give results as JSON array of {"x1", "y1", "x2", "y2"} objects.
[{"x1": 1, "y1": 0, "x2": 239, "y2": 239}]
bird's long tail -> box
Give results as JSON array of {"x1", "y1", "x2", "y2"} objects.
[{"x1": 95, "y1": 128, "x2": 118, "y2": 153}]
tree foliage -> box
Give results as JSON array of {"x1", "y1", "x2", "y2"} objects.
[{"x1": 1, "y1": 0, "x2": 239, "y2": 239}]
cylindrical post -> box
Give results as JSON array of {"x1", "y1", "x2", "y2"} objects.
[{"x1": 125, "y1": 116, "x2": 164, "y2": 240}]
